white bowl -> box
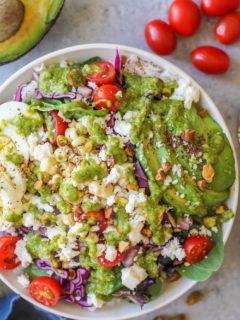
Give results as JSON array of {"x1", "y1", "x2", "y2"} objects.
[{"x1": 0, "y1": 44, "x2": 238, "y2": 320}]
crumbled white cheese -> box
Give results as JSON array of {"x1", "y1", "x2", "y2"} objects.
[
  {"x1": 31, "y1": 196, "x2": 54, "y2": 213},
  {"x1": 125, "y1": 191, "x2": 146, "y2": 214},
  {"x1": 87, "y1": 293, "x2": 105, "y2": 310},
  {"x1": 47, "y1": 226, "x2": 66, "y2": 240},
  {"x1": 171, "y1": 78, "x2": 200, "y2": 109},
  {"x1": 22, "y1": 212, "x2": 35, "y2": 227},
  {"x1": 106, "y1": 195, "x2": 115, "y2": 206},
  {"x1": 15, "y1": 240, "x2": 32, "y2": 267},
  {"x1": 121, "y1": 264, "x2": 148, "y2": 290},
  {"x1": 17, "y1": 274, "x2": 30, "y2": 288},
  {"x1": 21, "y1": 81, "x2": 38, "y2": 103},
  {"x1": 164, "y1": 175, "x2": 173, "y2": 186},
  {"x1": 128, "y1": 215, "x2": 147, "y2": 246},
  {"x1": 114, "y1": 120, "x2": 132, "y2": 138},
  {"x1": 87, "y1": 81, "x2": 98, "y2": 91},
  {"x1": 190, "y1": 226, "x2": 212, "y2": 237},
  {"x1": 96, "y1": 244, "x2": 106, "y2": 257},
  {"x1": 161, "y1": 237, "x2": 186, "y2": 261},
  {"x1": 59, "y1": 246, "x2": 79, "y2": 261},
  {"x1": 105, "y1": 245, "x2": 118, "y2": 262},
  {"x1": 32, "y1": 143, "x2": 53, "y2": 161}
]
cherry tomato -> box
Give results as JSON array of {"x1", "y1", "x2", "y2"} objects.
[
  {"x1": 191, "y1": 46, "x2": 230, "y2": 74},
  {"x1": 93, "y1": 84, "x2": 123, "y2": 112},
  {"x1": 145, "y1": 19, "x2": 177, "y2": 55},
  {"x1": 168, "y1": 0, "x2": 201, "y2": 36},
  {"x1": 50, "y1": 111, "x2": 68, "y2": 145},
  {"x1": 29, "y1": 276, "x2": 61, "y2": 306},
  {"x1": 215, "y1": 12, "x2": 240, "y2": 44},
  {"x1": 0, "y1": 236, "x2": 21, "y2": 270},
  {"x1": 183, "y1": 235, "x2": 213, "y2": 264},
  {"x1": 97, "y1": 250, "x2": 124, "y2": 268},
  {"x1": 80, "y1": 211, "x2": 108, "y2": 232},
  {"x1": 201, "y1": 0, "x2": 239, "y2": 17},
  {"x1": 86, "y1": 61, "x2": 116, "y2": 85}
]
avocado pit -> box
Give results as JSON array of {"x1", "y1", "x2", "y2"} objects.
[{"x1": 0, "y1": 0, "x2": 24, "y2": 42}]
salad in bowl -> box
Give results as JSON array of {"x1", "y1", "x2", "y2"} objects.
[{"x1": 0, "y1": 46, "x2": 237, "y2": 314}]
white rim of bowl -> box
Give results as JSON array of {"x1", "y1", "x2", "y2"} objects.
[{"x1": 0, "y1": 43, "x2": 238, "y2": 320}]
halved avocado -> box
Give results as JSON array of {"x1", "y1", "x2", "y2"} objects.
[{"x1": 0, "y1": 0, "x2": 64, "y2": 64}]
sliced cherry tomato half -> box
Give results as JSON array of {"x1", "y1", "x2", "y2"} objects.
[
  {"x1": 79, "y1": 211, "x2": 108, "y2": 233},
  {"x1": 0, "y1": 236, "x2": 21, "y2": 270},
  {"x1": 145, "y1": 19, "x2": 177, "y2": 55},
  {"x1": 93, "y1": 84, "x2": 123, "y2": 112},
  {"x1": 50, "y1": 111, "x2": 69, "y2": 145},
  {"x1": 201, "y1": 0, "x2": 239, "y2": 17},
  {"x1": 86, "y1": 61, "x2": 116, "y2": 85},
  {"x1": 215, "y1": 12, "x2": 240, "y2": 45},
  {"x1": 191, "y1": 46, "x2": 230, "y2": 74},
  {"x1": 183, "y1": 235, "x2": 213, "y2": 264},
  {"x1": 168, "y1": 0, "x2": 201, "y2": 37},
  {"x1": 29, "y1": 276, "x2": 61, "y2": 306},
  {"x1": 97, "y1": 250, "x2": 124, "y2": 268}
]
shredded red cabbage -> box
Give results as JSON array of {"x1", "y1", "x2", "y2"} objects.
[
  {"x1": 114, "y1": 48, "x2": 123, "y2": 84},
  {"x1": 76, "y1": 86, "x2": 93, "y2": 99},
  {"x1": 122, "y1": 246, "x2": 140, "y2": 267},
  {"x1": 107, "y1": 113, "x2": 115, "y2": 128},
  {"x1": 36, "y1": 259, "x2": 68, "y2": 279},
  {"x1": 135, "y1": 161, "x2": 149, "y2": 189},
  {"x1": 35, "y1": 89, "x2": 76, "y2": 100},
  {"x1": 14, "y1": 84, "x2": 26, "y2": 102},
  {"x1": 113, "y1": 288, "x2": 149, "y2": 308}
]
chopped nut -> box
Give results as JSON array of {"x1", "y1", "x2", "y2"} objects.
[
  {"x1": 127, "y1": 183, "x2": 138, "y2": 191},
  {"x1": 73, "y1": 205, "x2": 82, "y2": 214},
  {"x1": 203, "y1": 216, "x2": 217, "y2": 228},
  {"x1": 0, "y1": 166, "x2": 5, "y2": 172},
  {"x1": 34, "y1": 180, "x2": 43, "y2": 191},
  {"x1": 125, "y1": 145, "x2": 134, "y2": 157},
  {"x1": 64, "y1": 162, "x2": 75, "y2": 177},
  {"x1": 141, "y1": 227, "x2": 153, "y2": 237},
  {"x1": 202, "y1": 164, "x2": 215, "y2": 183},
  {"x1": 155, "y1": 170, "x2": 165, "y2": 181},
  {"x1": 100, "y1": 162, "x2": 107, "y2": 171},
  {"x1": 104, "y1": 206, "x2": 113, "y2": 219},
  {"x1": 197, "y1": 179, "x2": 206, "y2": 190},
  {"x1": 168, "y1": 271, "x2": 181, "y2": 282},
  {"x1": 216, "y1": 205, "x2": 225, "y2": 214},
  {"x1": 109, "y1": 156, "x2": 115, "y2": 167},
  {"x1": 186, "y1": 290, "x2": 204, "y2": 306},
  {"x1": 154, "y1": 316, "x2": 166, "y2": 320},
  {"x1": 118, "y1": 240, "x2": 131, "y2": 253},
  {"x1": 170, "y1": 314, "x2": 186, "y2": 320},
  {"x1": 49, "y1": 183, "x2": 58, "y2": 191},
  {"x1": 68, "y1": 269, "x2": 76, "y2": 280},
  {"x1": 162, "y1": 161, "x2": 172, "y2": 174},
  {"x1": 198, "y1": 108, "x2": 209, "y2": 118},
  {"x1": 181, "y1": 129, "x2": 195, "y2": 142}
]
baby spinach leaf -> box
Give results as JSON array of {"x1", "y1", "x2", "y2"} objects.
[
  {"x1": 149, "y1": 278, "x2": 163, "y2": 300},
  {"x1": 178, "y1": 228, "x2": 224, "y2": 281},
  {"x1": 23, "y1": 264, "x2": 53, "y2": 281}
]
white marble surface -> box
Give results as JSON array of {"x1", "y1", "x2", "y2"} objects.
[{"x1": 0, "y1": 1, "x2": 240, "y2": 319}]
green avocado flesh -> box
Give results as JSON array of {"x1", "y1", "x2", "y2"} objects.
[
  {"x1": 119, "y1": 71, "x2": 235, "y2": 216},
  {"x1": 0, "y1": 0, "x2": 64, "y2": 64}
]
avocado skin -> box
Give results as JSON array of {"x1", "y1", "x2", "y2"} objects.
[{"x1": 0, "y1": 0, "x2": 65, "y2": 64}]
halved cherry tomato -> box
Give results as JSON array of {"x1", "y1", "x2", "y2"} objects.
[
  {"x1": 215, "y1": 12, "x2": 240, "y2": 45},
  {"x1": 29, "y1": 276, "x2": 61, "y2": 306},
  {"x1": 183, "y1": 235, "x2": 213, "y2": 264},
  {"x1": 0, "y1": 236, "x2": 21, "y2": 270},
  {"x1": 50, "y1": 111, "x2": 69, "y2": 145},
  {"x1": 93, "y1": 84, "x2": 123, "y2": 112},
  {"x1": 168, "y1": 0, "x2": 201, "y2": 37},
  {"x1": 86, "y1": 61, "x2": 116, "y2": 85},
  {"x1": 79, "y1": 211, "x2": 108, "y2": 233},
  {"x1": 97, "y1": 250, "x2": 124, "y2": 268},
  {"x1": 191, "y1": 46, "x2": 230, "y2": 74},
  {"x1": 201, "y1": 0, "x2": 239, "y2": 17},
  {"x1": 145, "y1": 19, "x2": 177, "y2": 55}
]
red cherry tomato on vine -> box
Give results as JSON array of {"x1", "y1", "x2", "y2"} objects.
[
  {"x1": 201, "y1": 0, "x2": 239, "y2": 17},
  {"x1": 29, "y1": 276, "x2": 61, "y2": 306},
  {"x1": 93, "y1": 84, "x2": 123, "y2": 112},
  {"x1": 0, "y1": 236, "x2": 21, "y2": 270},
  {"x1": 183, "y1": 235, "x2": 213, "y2": 264},
  {"x1": 215, "y1": 12, "x2": 240, "y2": 44},
  {"x1": 50, "y1": 111, "x2": 68, "y2": 145},
  {"x1": 191, "y1": 46, "x2": 230, "y2": 74},
  {"x1": 97, "y1": 250, "x2": 124, "y2": 267},
  {"x1": 168, "y1": 0, "x2": 201, "y2": 36},
  {"x1": 144, "y1": 19, "x2": 177, "y2": 55},
  {"x1": 86, "y1": 61, "x2": 116, "y2": 85}
]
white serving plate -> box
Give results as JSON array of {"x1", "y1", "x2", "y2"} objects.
[{"x1": 0, "y1": 44, "x2": 238, "y2": 320}]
